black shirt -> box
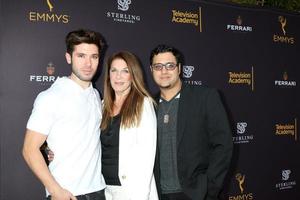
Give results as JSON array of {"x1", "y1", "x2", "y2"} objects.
[{"x1": 101, "y1": 114, "x2": 121, "y2": 185}]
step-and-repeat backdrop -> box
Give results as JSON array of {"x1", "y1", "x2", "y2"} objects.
[{"x1": 0, "y1": 0, "x2": 299, "y2": 199}]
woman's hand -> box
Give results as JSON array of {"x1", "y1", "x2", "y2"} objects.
[{"x1": 46, "y1": 147, "x2": 54, "y2": 162}]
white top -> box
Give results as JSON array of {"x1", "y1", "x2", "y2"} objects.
[
  {"x1": 27, "y1": 77, "x2": 106, "y2": 196},
  {"x1": 117, "y1": 97, "x2": 158, "y2": 200}
]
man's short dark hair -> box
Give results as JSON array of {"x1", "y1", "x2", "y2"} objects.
[
  {"x1": 150, "y1": 44, "x2": 182, "y2": 65},
  {"x1": 65, "y1": 29, "x2": 104, "y2": 55}
]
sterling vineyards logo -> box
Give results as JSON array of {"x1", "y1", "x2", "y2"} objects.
[
  {"x1": 183, "y1": 65, "x2": 202, "y2": 86},
  {"x1": 106, "y1": 0, "x2": 141, "y2": 24},
  {"x1": 183, "y1": 65, "x2": 194, "y2": 78},
  {"x1": 275, "y1": 169, "x2": 297, "y2": 190},
  {"x1": 118, "y1": 0, "x2": 131, "y2": 11},
  {"x1": 233, "y1": 122, "x2": 254, "y2": 144},
  {"x1": 237, "y1": 122, "x2": 247, "y2": 134}
]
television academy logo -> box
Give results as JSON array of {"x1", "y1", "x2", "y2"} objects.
[
  {"x1": 182, "y1": 65, "x2": 202, "y2": 86},
  {"x1": 233, "y1": 122, "x2": 254, "y2": 144},
  {"x1": 275, "y1": 118, "x2": 298, "y2": 141},
  {"x1": 229, "y1": 173, "x2": 254, "y2": 200},
  {"x1": 227, "y1": 16, "x2": 253, "y2": 32},
  {"x1": 29, "y1": 62, "x2": 58, "y2": 85},
  {"x1": 274, "y1": 71, "x2": 296, "y2": 87},
  {"x1": 171, "y1": 7, "x2": 203, "y2": 32},
  {"x1": 228, "y1": 66, "x2": 254, "y2": 91},
  {"x1": 106, "y1": 0, "x2": 141, "y2": 24},
  {"x1": 273, "y1": 16, "x2": 295, "y2": 44},
  {"x1": 275, "y1": 169, "x2": 296, "y2": 190},
  {"x1": 28, "y1": 0, "x2": 70, "y2": 23}
]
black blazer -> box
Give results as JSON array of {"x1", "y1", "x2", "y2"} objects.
[{"x1": 154, "y1": 83, "x2": 233, "y2": 200}]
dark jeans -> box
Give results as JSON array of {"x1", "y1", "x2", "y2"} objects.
[
  {"x1": 46, "y1": 189, "x2": 105, "y2": 200},
  {"x1": 161, "y1": 192, "x2": 192, "y2": 200}
]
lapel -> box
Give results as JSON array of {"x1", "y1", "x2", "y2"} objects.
[{"x1": 176, "y1": 83, "x2": 189, "y2": 148}]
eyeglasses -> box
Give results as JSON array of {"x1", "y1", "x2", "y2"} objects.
[{"x1": 151, "y1": 62, "x2": 178, "y2": 71}]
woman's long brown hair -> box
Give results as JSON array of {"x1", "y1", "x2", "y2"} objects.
[{"x1": 101, "y1": 51, "x2": 154, "y2": 130}]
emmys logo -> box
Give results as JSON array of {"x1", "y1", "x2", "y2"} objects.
[
  {"x1": 29, "y1": 62, "x2": 58, "y2": 85},
  {"x1": 118, "y1": 0, "x2": 131, "y2": 11},
  {"x1": 28, "y1": 0, "x2": 70, "y2": 23},
  {"x1": 183, "y1": 65, "x2": 194, "y2": 78},
  {"x1": 236, "y1": 173, "x2": 245, "y2": 193},
  {"x1": 229, "y1": 173, "x2": 253, "y2": 200},
  {"x1": 237, "y1": 122, "x2": 247, "y2": 134},
  {"x1": 227, "y1": 16, "x2": 253, "y2": 32},
  {"x1": 273, "y1": 16, "x2": 294, "y2": 44},
  {"x1": 46, "y1": 0, "x2": 54, "y2": 12},
  {"x1": 282, "y1": 170, "x2": 291, "y2": 181},
  {"x1": 107, "y1": 0, "x2": 141, "y2": 24},
  {"x1": 274, "y1": 71, "x2": 296, "y2": 87},
  {"x1": 276, "y1": 169, "x2": 296, "y2": 190},
  {"x1": 278, "y1": 16, "x2": 286, "y2": 35}
]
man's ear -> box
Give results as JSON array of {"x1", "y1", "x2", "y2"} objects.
[
  {"x1": 65, "y1": 52, "x2": 72, "y2": 64},
  {"x1": 178, "y1": 63, "x2": 181, "y2": 75}
]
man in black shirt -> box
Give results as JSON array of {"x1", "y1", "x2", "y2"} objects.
[{"x1": 150, "y1": 44, "x2": 233, "y2": 200}]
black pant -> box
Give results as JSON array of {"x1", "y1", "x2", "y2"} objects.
[
  {"x1": 161, "y1": 192, "x2": 191, "y2": 200},
  {"x1": 46, "y1": 189, "x2": 105, "y2": 200}
]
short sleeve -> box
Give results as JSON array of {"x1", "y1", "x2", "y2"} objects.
[{"x1": 26, "y1": 91, "x2": 56, "y2": 135}]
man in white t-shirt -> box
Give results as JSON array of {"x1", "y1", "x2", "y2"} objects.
[{"x1": 22, "y1": 29, "x2": 106, "y2": 200}]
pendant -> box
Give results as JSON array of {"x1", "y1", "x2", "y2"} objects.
[{"x1": 163, "y1": 114, "x2": 169, "y2": 123}]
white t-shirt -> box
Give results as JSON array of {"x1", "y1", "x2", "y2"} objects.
[{"x1": 27, "y1": 77, "x2": 106, "y2": 196}]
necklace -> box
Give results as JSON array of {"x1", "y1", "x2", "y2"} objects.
[
  {"x1": 161, "y1": 99, "x2": 175, "y2": 124},
  {"x1": 160, "y1": 92, "x2": 181, "y2": 124},
  {"x1": 164, "y1": 114, "x2": 169, "y2": 124}
]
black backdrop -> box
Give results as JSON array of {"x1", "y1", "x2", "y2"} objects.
[{"x1": 0, "y1": 0, "x2": 299, "y2": 199}]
